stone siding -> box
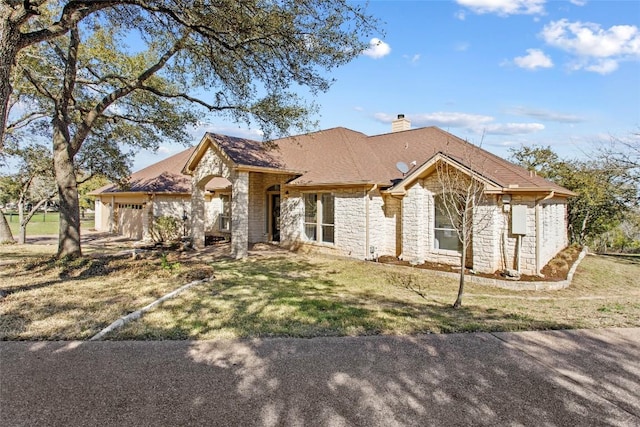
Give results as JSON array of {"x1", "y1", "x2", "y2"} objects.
[
  {"x1": 471, "y1": 198, "x2": 501, "y2": 274},
  {"x1": 246, "y1": 173, "x2": 290, "y2": 243},
  {"x1": 205, "y1": 195, "x2": 224, "y2": 235},
  {"x1": 539, "y1": 198, "x2": 569, "y2": 268},
  {"x1": 335, "y1": 189, "x2": 367, "y2": 258},
  {"x1": 281, "y1": 189, "x2": 303, "y2": 245},
  {"x1": 368, "y1": 190, "x2": 398, "y2": 258},
  {"x1": 397, "y1": 176, "x2": 569, "y2": 275},
  {"x1": 401, "y1": 181, "x2": 429, "y2": 264},
  {"x1": 280, "y1": 188, "x2": 369, "y2": 258}
]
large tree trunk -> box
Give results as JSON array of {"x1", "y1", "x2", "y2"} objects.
[
  {"x1": 53, "y1": 128, "x2": 82, "y2": 258},
  {"x1": 0, "y1": 6, "x2": 21, "y2": 150},
  {"x1": 0, "y1": 208, "x2": 14, "y2": 243}
]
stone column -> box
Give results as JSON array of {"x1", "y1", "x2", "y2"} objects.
[
  {"x1": 191, "y1": 184, "x2": 206, "y2": 249},
  {"x1": 231, "y1": 170, "x2": 249, "y2": 258},
  {"x1": 142, "y1": 194, "x2": 154, "y2": 242},
  {"x1": 108, "y1": 196, "x2": 115, "y2": 233}
]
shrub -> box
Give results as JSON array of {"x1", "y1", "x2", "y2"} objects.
[{"x1": 150, "y1": 215, "x2": 182, "y2": 243}]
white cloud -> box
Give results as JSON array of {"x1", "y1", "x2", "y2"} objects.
[
  {"x1": 157, "y1": 146, "x2": 172, "y2": 154},
  {"x1": 374, "y1": 112, "x2": 544, "y2": 136},
  {"x1": 483, "y1": 123, "x2": 545, "y2": 135},
  {"x1": 569, "y1": 0, "x2": 587, "y2": 6},
  {"x1": 513, "y1": 48, "x2": 553, "y2": 70},
  {"x1": 507, "y1": 106, "x2": 584, "y2": 123},
  {"x1": 456, "y1": 0, "x2": 546, "y2": 16},
  {"x1": 584, "y1": 59, "x2": 619, "y2": 74},
  {"x1": 541, "y1": 19, "x2": 640, "y2": 74},
  {"x1": 454, "y1": 42, "x2": 470, "y2": 52},
  {"x1": 410, "y1": 112, "x2": 494, "y2": 128},
  {"x1": 362, "y1": 38, "x2": 391, "y2": 59},
  {"x1": 403, "y1": 53, "x2": 421, "y2": 64}
]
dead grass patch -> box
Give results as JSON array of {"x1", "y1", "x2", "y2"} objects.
[{"x1": 1, "y1": 241, "x2": 638, "y2": 340}]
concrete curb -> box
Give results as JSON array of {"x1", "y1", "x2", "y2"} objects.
[{"x1": 89, "y1": 276, "x2": 213, "y2": 341}]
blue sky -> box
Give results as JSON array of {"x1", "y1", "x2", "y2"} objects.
[{"x1": 137, "y1": 0, "x2": 640, "y2": 170}]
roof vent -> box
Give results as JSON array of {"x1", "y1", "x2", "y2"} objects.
[{"x1": 392, "y1": 114, "x2": 411, "y2": 132}]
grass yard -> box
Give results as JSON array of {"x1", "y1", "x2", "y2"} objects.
[
  {"x1": 4, "y1": 212, "x2": 95, "y2": 236},
  {"x1": 1, "y1": 241, "x2": 638, "y2": 341}
]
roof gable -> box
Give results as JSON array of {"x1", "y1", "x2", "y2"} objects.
[
  {"x1": 93, "y1": 146, "x2": 230, "y2": 195},
  {"x1": 386, "y1": 151, "x2": 503, "y2": 196},
  {"x1": 98, "y1": 125, "x2": 574, "y2": 197}
]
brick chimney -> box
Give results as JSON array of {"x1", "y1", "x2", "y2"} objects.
[{"x1": 392, "y1": 114, "x2": 411, "y2": 132}]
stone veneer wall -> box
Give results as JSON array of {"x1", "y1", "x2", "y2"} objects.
[
  {"x1": 334, "y1": 189, "x2": 367, "y2": 258},
  {"x1": 281, "y1": 189, "x2": 303, "y2": 245},
  {"x1": 538, "y1": 197, "x2": 569, "y2": 268},
  {"x1": 471, "y1": 197, "x2": 501, "y2": 274},
  {"x1": 401, "y1": 182, "x2": 429, "y2": 264},
  {"x1": 397, "y1": 176, "x2": 569, "y2": 275},
  {"x1": 205, "y1": 195, "x2": 223, "y2": 235},
  {"x1": 368, "y1": 190, "x2": 399, "y2": 258},
  {"x1": 154, "y1": 195, "x2": 191, "y2": 219},
  {"x1": 247, "y1": 172, "x2": 292, "y2": 243},
  {"x1": 501, "y1": 195, "x2": 537, "y2": 274},
  {"x1": 190, "y1": 146, "x2": 234, "y2": 249},
  {"x1": 280, "y1": 188, "x2": 369, "y2": 258}
]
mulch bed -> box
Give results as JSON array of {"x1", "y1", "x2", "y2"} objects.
[{"x1": 376, "y1": 245, "x2": 583, "y2": 282}]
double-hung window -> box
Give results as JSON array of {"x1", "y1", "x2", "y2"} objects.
[
  {"x1": 304, "y1": 193, "x2": 334, "y2": 244},
  {"x1": 434, "y1": 195, "x2": 462, "y2": 252}
]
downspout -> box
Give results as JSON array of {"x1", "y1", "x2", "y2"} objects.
[
  {"x1": 535, "y1": 191, "x2": 555, "y2": 276},
  {"x1": 365, "y1": 184, "x2": 378, "y2": 260}
]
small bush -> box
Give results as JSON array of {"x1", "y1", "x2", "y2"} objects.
[{"x1": 150, "y1": 216, "x2": 182, "y2": 243}]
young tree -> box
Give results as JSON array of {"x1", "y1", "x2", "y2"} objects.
[
  {"x1": 0, "y1": 176, "x2": 17, "y2": 243},
  {"x1": 434, "y1": 154, "x2": 492, "y2": 309},
  {"x1": 9, "y1": 1, "x2": 378, "y2": 258},
  {"x1": 1, "y1": 143, "x2": 56, "y2": 243}
]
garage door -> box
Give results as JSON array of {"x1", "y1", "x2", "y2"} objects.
[{"x1": 117, "y1": 203, "x2": 144, "y2": 239}]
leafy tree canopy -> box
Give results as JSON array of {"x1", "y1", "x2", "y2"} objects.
[
  {"x1": 510, "y1": 145, "x2": 637, "y2": 245},
  {"x1": 3, "y1": 0, "x2": 379, "y2": 257}
]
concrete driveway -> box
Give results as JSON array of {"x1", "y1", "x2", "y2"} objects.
[{"x1": 1, "y1": 328, "x2": 638, "y2": 426}]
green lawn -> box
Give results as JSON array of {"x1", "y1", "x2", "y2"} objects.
[
  {"x1": 0, "y1": 242, "x2": 638, "y2": 341},
  {"x1": 4, "y1": 212, "x2": 95, "y2": 236}
]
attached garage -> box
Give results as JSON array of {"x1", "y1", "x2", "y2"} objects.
[{"x1": 116, "y1": 203, "x2": 144, "y2": 239}]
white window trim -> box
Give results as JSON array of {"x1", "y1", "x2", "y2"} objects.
[
  {"x1": 219, "y1": 194, "x2": 231, "y2": 232},
  {"x1": 303, "y1": 192, "x2": 335, "y2": 245},
  {"x1": 433, "y1": 194, "x2": 462, "y2": 253}
]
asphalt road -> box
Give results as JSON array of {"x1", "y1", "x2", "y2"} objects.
[{"x1": 1, "y1": 328, "x2": 638, "y2": 426}]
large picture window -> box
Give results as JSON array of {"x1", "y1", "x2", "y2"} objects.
[
  {"x1": 434, "y1": 195, "x2": 462, "y2": 252},
  {"x1": 304, "y1": 193, "x2": 334, "y2": 244}
]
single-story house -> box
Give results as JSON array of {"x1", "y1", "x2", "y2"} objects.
[
  {"x1": 92, "y1": 147, "x2": 231, "y2": 240},
  {"x1": 94, "y1": 116, "x2": 574, "y2": 276}
]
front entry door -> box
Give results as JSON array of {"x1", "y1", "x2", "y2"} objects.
[{"x1": 270, "y1": 194, "x2": 281, "y2": 242}]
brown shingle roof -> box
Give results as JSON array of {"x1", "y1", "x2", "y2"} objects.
[
  {"x1": 207, "y1": 133, "x2": 283, "y2": 169},
  {"x1": 365, "y1": 127, "x2": 572, "y2": 193},
  {"x1": 99, "y1": 125, "x2": 573, "y2": 197},
  {"x1": 93, "y1": 146, "x2": 230, "y2": 195},
  {"x1": 265, "y1": 127, "x2": 385, "y2": 185},
  {"x1": 257, "y1": 126, "x2": 572, "y2": 194}
]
